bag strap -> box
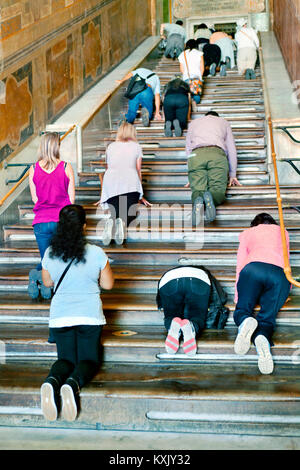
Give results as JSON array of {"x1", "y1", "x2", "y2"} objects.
[
  {"x1": 240, "y1": 29, "x2": 258, "y2": 49},
  {"x1": 183, "y1": 51, "x2": 191, "y2": 80},
  {"x1": 53, "y1": 257, "x2": 75, "y2": 296},
  {"x1": 146, "y1": 72, "x2": 156, "y2": 79}
]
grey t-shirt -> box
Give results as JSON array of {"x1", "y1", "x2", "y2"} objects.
[{"x1": 42, "y1": 243, "x2": 108, "y2": 327}]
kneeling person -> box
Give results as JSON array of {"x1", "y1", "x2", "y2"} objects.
[{"x1": 157, "y1": 266, "x2": 228, "y2": 356}]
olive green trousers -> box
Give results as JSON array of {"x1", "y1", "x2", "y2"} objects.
[{"x1": 187, "y1": 147, "x2": 229, "y2": 205}]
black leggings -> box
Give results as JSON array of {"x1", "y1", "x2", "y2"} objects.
[
  {"x1": 107, "y1": 191, "x2": 140, "y2": 227},
  {"x1": 46, "y1": 325, "x2": 102, "y2": 389},
  {"x1": 163, "y1": 93, "x2": 190, "y2": 130}
]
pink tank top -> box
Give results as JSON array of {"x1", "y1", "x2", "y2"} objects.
[{"x1": 32, "y1": 161, "x2": 71, "y2": 225}]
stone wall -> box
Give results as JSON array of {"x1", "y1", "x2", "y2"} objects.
[
  {"x1": 0, "y1": 0, "x2": 151, "y2": 165},
  {"x1": 172, "y1": 0, "x2": 266, "y2": 19}
]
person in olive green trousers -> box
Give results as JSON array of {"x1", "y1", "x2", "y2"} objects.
[{"x1": 185, "y1": 111, "x2": 241, "y2": 224}]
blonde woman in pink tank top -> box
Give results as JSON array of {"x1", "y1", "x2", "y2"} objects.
[{"x1": 28, "y1": 132, "x2": 75, "y2": 300}]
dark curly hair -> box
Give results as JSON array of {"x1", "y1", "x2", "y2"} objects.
[
  {"x1": 250, "y1": 212, "x2": 278, "y2": 227},
  {"x1": 49, "y1": 204, "x2": 87, "y2": 264}
]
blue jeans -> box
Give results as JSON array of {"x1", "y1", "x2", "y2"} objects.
[
  {"x1": 33, "y1": 221, "x2": 58, "y2": 270},
  {"x1": 125, "y1": 86, "x2": 154, "y2": 123},
  {"x1": 234, "y1": 262, "x2": 291, "y2": 344}
]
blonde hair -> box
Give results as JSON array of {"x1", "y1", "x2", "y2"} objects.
[
  {"x1": 37, "y1": 132, "x2": 60, "y2": 170},
  {"x1": 116, "y1": 122, "x2": 137, "y2": 142}
]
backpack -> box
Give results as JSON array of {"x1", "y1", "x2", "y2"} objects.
[{"x1": 124, "y1": 72, "x2": 156, "y2": 100}]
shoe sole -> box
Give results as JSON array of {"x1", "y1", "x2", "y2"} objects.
[
  {"x1": 255, "y1": 335, "x2": 274, "y2": 374},
  {"x1": 165, "y1": 317, "x2": 182, "y2": 354},
  {"x1": 61, "y1": 384, "x2": 77, "y2": 421},
  {"x1": 220, "y1": 65, "x2": 227, "y2": 77},
  {"x1": 40, "y1": 383, "x2": 57, "y2": 421},
  {"x1": 181, "y1": 320, "x2": 197, "y2": 356},
  {"x1": 141, "y1": 108, "x2": 150, "y2": 127},
  {"x1": 192, "y1": 197, "x2": 203, "y2": 226},
  {"x1": 209, "y1": 64, "x2": 216, "y2": 76},
  {"x1": 164, "y1": 122, "x2": 172, "y2": 137},
  {"x1": 203, "y1": 192, "x2": 216, "y2": 222},
  {"x1": 234, "y1": 317, "x2": 258, "y2": 355},
  {"x1": 102, "y1": 219, "x2": 113, "y2": 246},
  {"x1": 173, "y1": 119, "x2": 182, "y2": 137},
  {"x1": 115, "y1": 219, "x2": 124, "y2": 245}
]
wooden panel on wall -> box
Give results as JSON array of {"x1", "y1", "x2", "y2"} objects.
[
  {"x1": 0, "y1": 0, "x2": 152, "y2": 163},
  {"x1": 273, "y1": 0, "x2": 300, "y2": 84}
]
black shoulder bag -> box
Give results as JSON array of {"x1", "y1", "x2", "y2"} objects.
[{"x1": 124, "y1": 72, "x2": 156, "y2": 99}]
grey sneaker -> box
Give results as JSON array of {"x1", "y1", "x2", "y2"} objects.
[
  {"x1": 173, "y1": 119, "x2": 182, "y2": 137},
  {"x1": 209, "y1": 63, "x2": 216, "y2": 76},
  {"x1": 141, "y1": 107, "x2": 150, "y2": 126},
  {"x1": 115, "y1": 217, "x2": 125, "y2": 245},
  {"x1": 234, "y1": 317, "x2": 258, "y2": 355},
  {"x1": 203, "y1": 191, "x2": 216, "y2": 223},
  {"x1": 220, "y1": 64, "x2": 227, "y2": 76},
  {"x1": 192, "y1": 196, "x2": 204, "y2": 227},
  {"x1": 164, "y1": 121, "x2": 172, "y2": 137}
]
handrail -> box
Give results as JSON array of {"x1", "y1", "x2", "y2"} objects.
[
  {"x1": 268, "y1": 116, "x2": 300, "y2": 287},
  {"x1": 0, "y1": 124, "x2": 76, "y2": 207},
  {"x1": 275, "y1": 125, "x2": 300, "y2": 144}
]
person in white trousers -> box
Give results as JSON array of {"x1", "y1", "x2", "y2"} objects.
[{"x1": 235, "y1": 18, "x2": 260, "y2": 79}]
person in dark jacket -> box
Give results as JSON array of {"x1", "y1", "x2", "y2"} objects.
[
  {"x1": 156, "y1": 265, "x2": 228, "y2": 356},
  {"x1": 163, "y1": 77, "x2": 191, "y2": 137}
]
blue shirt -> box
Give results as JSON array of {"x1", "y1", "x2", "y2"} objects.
[{"x1": 42, "y1": 243, "x2": 108, "y2": 327}]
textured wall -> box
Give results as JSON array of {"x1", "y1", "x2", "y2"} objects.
[
  {"x1": 0, "y1": 0, "x2": 151, "y2": 164},
  {"x1": 173, "y1": 0, "x2": 266, "y2": 18}
]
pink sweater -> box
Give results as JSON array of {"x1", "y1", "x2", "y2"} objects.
[{"x1": 234, "y1": 224, "x2": 290, "y2": 303}]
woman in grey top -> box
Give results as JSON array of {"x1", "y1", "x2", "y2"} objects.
[
  {"x1": 98, "y1": 122, "x2": 151, "y2": 246},
  {"x1": 40, "y1": 205, "x2": 114, "y2": 422}
]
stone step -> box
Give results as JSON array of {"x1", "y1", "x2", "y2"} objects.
[
  {"x1": 2, "y1": 240, "x2": 300, "y2": 267},
  {"x1": 18, "y1": 201, "x2": 300, "y2": 224},
  {"x1": 0, "y1": 285, "x2": 299, "y2": 326},
  {"x1": 0, "y1": 360, "x2": 299, "y2": 435},
  {"x1": 73, "y1": 184, "x2": 300, "y2": 204},
  {"x1": 79, "y1": 170, "x2": 270, "y2": 187},
  {"x1": 0, "y1": 324, "x2": 299, "y2": 367},
  {"x1": 3, "y1": 218, "x2": 300, "y2": 244},
  {"x1": 1, "y1": 264, "x2": 300, "y2": 297}
]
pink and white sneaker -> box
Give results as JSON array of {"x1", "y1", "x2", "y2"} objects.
[{"x1": 165, "y1": 317, "x2": 182, "y2": 354}]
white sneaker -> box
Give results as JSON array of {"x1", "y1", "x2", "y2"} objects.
[
  {"x1": 255, "y1": 335, "x2": 274, "y2": 375},
  {"x1": 102, "y1": 218, "x2": 113, "y2": 246},
  {"x1": 234, "y1": 317, "x2": 258, "y2": 355},
  {"x1": 115, "y1": 217, "x2": 125, "y2": 245},
  {"x1": 40, "y1": 383, "x2": 57, "y2": 421}
]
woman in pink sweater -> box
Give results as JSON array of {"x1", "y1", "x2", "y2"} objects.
[{"x1": 233, "y1": 213, "x2": 291, "y2": 375}]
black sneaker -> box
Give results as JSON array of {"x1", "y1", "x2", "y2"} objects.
[{"x1": 203, "y1": 191, "x2": 216, "y2": 222}]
